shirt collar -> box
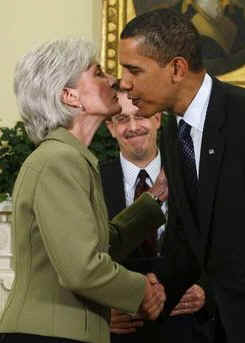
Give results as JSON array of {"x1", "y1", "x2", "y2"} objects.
[
  {"x1": 120, "y1": 150, "x2": 161, "y2": 187},
  {"x1": 177, "y1": 73, "x2": 212, "y2": 132}
]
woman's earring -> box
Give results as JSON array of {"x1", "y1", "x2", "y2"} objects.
[{"x1": 79, "y1": 104, "x2": 85, "y2": 111}]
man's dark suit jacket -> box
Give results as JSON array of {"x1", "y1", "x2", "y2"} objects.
[
  {"x1": 100, "y1": 158, "x2": 214, "y2": 343},
  {"x1": 156, "y1": 77, "x2": 245, "y2": 343}
]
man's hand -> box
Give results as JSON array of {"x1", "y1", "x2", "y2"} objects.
[
  {"x1": 148, "y1": 168, "x2": 168, "y2": 203},
  {"x1": 110, "y1": 273, "x2": 165, "y2": 334},
  {"x1": 110, "y1": 309, "x2": 144, "y2": 334},
  {"x1": 139, "y1": 273, "x2": 166, "y2": 320},
  {"x1": 170, "y1": 284, "x2": 205, "y2": 316}
]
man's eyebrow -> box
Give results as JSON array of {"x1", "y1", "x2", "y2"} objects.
[{"x1": 121, "y1": 64, "x2": 141, "y2": 69}]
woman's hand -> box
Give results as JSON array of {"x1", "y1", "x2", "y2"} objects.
[{"x1": 110, "y1": 308, "x2": 144, "y2": 334}]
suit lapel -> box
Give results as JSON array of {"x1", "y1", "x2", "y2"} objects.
[
  {"x1": 198, "y1": 79, "x2": 226, "y2": 240},
  {"x1": 163, "y1": 79, "x2": 226, "y2": 260},
  {"x1": 100, "y1": 159, "x2": 126, "y2": 220}
]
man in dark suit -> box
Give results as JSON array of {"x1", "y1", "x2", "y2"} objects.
[
  {"x1": 118, "y1": 7, "x2": 245, "y2": 343},
  {"x1": 100, "y1": 91, "x2": 214, "y2": 343}
]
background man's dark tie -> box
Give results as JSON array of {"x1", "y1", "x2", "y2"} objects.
[
  {"x1": 134, "y1": 169, "x2": 158, "y2": 257},
  {"x1": 178, "y1": 119, "x2": 199, "y2": 224}
]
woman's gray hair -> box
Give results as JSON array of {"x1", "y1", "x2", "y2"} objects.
[{"x1": 14, "y1": 38, "x2": 97, "y2": 144}]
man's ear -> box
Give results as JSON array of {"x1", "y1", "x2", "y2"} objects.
[
  {"x1": 62, "y1": 87, "x2": 81, "y2": 108},
  {"x1": 105, "y1": 120, "x2": 116, "y2": 138},
  {"x1": 169, "y1": 57, "x2": 188, "y2": 82},
  {"x1": 154, "y1": 112, "x2": 162, "y2": 129}
]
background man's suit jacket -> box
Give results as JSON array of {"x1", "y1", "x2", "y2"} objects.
[
  {"x1": 158, "y1": 77, "x2": 245, "y2": 343},
  {"x1": 100, "y1": 158, "x2": 214, "y2": 343}
]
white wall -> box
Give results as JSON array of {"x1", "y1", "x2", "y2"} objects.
[{"x1": 0, "y1": 0, "x2": 102, "y2": 127}]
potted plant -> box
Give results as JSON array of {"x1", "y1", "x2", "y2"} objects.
[
  {"x1": 0, "y1": 121, "x2": 119, "y2": 207},
  {"x1": 0, "y1": 121, "x2": 35, "y2": 207}
]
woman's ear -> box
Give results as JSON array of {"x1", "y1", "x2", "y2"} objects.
[{"x1": 62, "y1": 87, "x2": 81, "y2": 108}]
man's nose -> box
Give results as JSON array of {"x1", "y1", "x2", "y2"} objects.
[
  {"x1": 127, "y1": 117, "x2": 138, "y2": 130},
  {"x1": 120, "y1": 70, "x2": 133, "y2": 91}
]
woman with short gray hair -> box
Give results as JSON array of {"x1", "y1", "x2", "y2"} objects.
[
  {"x1": 14, "y1": 38, "x2": 97, "y2": 144},
  {"x1": 0, "y1": 38, "x2": 167, "y2": 343}
]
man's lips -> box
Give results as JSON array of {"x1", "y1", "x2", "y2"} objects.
[
  {"x1": 124, "y1": 132, "x2": 148, "y2": 139},
  {"x1": 112, "y1": 93, "x2": 119, "y2": 102}
]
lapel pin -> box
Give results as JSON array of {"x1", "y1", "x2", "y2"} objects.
[{"x1": 208, "y1": 149, "x2": 215, "y2": 155}]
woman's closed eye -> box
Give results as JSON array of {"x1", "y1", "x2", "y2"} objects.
[{"x1": 95, "y1": 65, "x2": 105, "y2": 77}]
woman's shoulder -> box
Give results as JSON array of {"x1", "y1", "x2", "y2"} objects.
[{"x1": 23, "y1": 139, "x2": 85, "y2": 175}]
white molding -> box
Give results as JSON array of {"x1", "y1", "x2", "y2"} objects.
[
  {"x1": 0, "y1": 209, "x2": 14, "y2": 316},
  {"x1": 0, "y1": 273, "x2": 15, "y2": 291}
]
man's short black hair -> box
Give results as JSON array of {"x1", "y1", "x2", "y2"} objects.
[{"x1": 121, "y1": 8, "x2": 203, "y2": 72}]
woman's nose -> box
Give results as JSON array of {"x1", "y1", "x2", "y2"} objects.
[{"x1": 107, "y1": 73, "x2": 117, "y2": 88}]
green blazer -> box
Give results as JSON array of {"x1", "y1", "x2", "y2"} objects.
[{"x1": 0, "y1": 128, "x2": 164, "y2": 343}]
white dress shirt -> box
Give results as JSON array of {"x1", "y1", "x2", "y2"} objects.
[
  {"x1": 120, "y1": 151, "x2": 167, "y2": 239},
  {"x1": 177, "y1": 73, "x2": 213, "y2": 177}
]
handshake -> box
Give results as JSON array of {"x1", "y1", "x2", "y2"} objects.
[
  {"x1": 140, "y1": 273, "x2": 166, "y2": 320},
  {"x1": 111, "y1": 273, "x2": 166, "y2": 334}
]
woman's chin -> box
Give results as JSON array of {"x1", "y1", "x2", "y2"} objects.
[{"x1": 95, "y1": 104, "x2": 121, "y2": 119}]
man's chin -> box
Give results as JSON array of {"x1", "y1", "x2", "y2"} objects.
[
  {"x1": 130, "y1": 143, "x2": 146, "y2": 155},
  {"x1": 132, "y1": 150, "x2": 147, "y2": 160},
  {"x1": 138, "y1": 104, "x2": 161, "y2": 118}
]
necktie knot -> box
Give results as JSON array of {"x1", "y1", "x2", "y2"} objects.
[
  {"x1": 137, "y1": 169, "x2": 149, "y2": 182},
  {"x1": 178, "y1": 119, "x2": 192, "y2": 139},
  {"x1": 134, "y1": 169, "x2": 150, "y2": 200}
]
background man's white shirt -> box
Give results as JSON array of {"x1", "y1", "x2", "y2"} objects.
[
  {"x1": 120, "y1": 151, "x2": 167, "y2": 239},
  {"x1": 177, "y1": 73, "x2": 212, "y2": 177}
]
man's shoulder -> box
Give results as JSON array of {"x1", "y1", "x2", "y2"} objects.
[
  {"x1": 213, "y1": 77, "x2": 245, "y2": 99},
  {"x1": 99, "y1": 158, "x2": 123, "y2": 184},
  {"x1": 161, "y1": 113, "x2": 177, "y2": 137},
  {"x1": 99, "y1": 157, "x2": 121, "y2": 172}
]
